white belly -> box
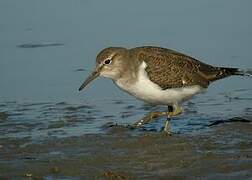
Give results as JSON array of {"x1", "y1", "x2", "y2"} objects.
[{"x1": 115, "y1": 61, "x2": 204, "y2": 105}]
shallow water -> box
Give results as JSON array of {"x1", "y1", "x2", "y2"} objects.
[
  {"x1": 0, "y1": 89, "x2": 252, "y2": 141},
  {"x1": 0, "y1": 0, "x2": 252, "y2": 178}
]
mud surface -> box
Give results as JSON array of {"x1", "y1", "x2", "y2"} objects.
[{"x1": 0, "y1": 121, "x2": 251, "y2": 179}]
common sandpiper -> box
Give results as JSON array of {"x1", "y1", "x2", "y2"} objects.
[{"x1": 79, "y1": 46, "x2": 251, "y2": 133}]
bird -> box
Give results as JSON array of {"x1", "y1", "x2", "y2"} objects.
[{"x1": 78, "y1": 46, "x2": 251, "y2": 134}]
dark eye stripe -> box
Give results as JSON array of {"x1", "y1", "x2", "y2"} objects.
[{"x1": 111, "y1": 53, "x2": 119, "y2": 60}]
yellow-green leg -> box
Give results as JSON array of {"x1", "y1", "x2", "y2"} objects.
[
  {"x1": 163, "y1": 104, "x2": 183, "y2": 134},
  {"x1": 132, "y1": 111, "x2": 166, "y2": 128},
  {"x1": 132, "y1": 104, "x2": 183, "y2": 132}
]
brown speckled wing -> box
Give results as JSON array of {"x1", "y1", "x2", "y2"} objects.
[{"x1": 132, "y1": 46, "x2": 222, "y2": 90}]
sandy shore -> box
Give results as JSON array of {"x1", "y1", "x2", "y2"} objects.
[{"x1": 0, "y1": 121, "x2": 251, "y2": 179}]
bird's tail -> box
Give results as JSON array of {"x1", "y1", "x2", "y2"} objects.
[
  {"x1": 233, "y1": 68, "x2": 252, "y2": 77},
  {"x1": 217, "y1": 67, "x2": 252, "y2": 77},
  {"x1": 208, "y1": 67, "x2": 252, "y2": 82}
]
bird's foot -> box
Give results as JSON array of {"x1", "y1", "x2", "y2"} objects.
[{"x1": 132, "y1": 111, "x2": 166, "y2": 128}]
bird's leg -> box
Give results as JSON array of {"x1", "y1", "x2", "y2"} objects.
[
  {"x1": 164, "y1": 106, "x2": 173, "y2": 135},
  {"x1": 168, "y1": 104, "x2": 183, "y2": 116},
  {"x1": 132, "y1": 111, "x2": 166, "y2": 128},
  {"x1": 164, "y1": 104, "x2": 183, "y2": 134}
]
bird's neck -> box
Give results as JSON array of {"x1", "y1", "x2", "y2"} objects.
[{"x1": 114, "y1": 62, "x2": 140, "y2": 90}]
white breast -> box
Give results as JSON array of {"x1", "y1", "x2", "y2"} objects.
[{"x1": 115, "y1": 61, "x2": 204, "y2": 105}]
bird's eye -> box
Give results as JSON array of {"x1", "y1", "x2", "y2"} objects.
[{"x1": 104, "y1": 59, "x2": 112, "y2": 65}]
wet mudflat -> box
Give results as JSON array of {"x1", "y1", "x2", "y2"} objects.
[
  {"x1": 0, "y1": 89, "x2": 252, "y2": 179},
  {"x1": 0, "y1": 121, "x2": 251, "y2": 179}
]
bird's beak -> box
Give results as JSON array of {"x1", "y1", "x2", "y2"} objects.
[{"x1": 78, "y1": 66, "x2": 102, "y2": 91}]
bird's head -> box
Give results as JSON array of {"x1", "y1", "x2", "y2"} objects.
[{"x1": 79, "y1": 47, "x2": 128, "y2": 91}]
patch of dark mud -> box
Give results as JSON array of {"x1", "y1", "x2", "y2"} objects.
[
  {"x1": 55, "y1": 102, "x2": 68, "y2": 106},
  {"x1": 208, "y1": 117, "x2": 251, "y2": 126},
  {"x1": 17, "y1": 43, "x2": 64, "y2": 48},
  {"x1": 102, "y1": 115, "x2": 116, "y2": 119},
  {"x1": 74, "y1": 68, "x2": 86, "y2": 72},
  {"x1": 124, "y1": 105, "x2": 136, "y2": 110},
  {"x1": 47, "y1": 120, "x2": 68, "y2": 129},
  {"x1": 112, "y1": 100, "x2": 125, "y2": 105},
  {"x1": 0, "y1": 104, "x2": 6, "y2": 108},
  {"x1": 63, "y1": 105, "x2": 95, "y2": 112},
  {"x1": 120, "y1": 111, "x2": 135, "y2": 119},
  {"x1": 0, "y1": 112, "x2": 8, "y2": 122}
]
